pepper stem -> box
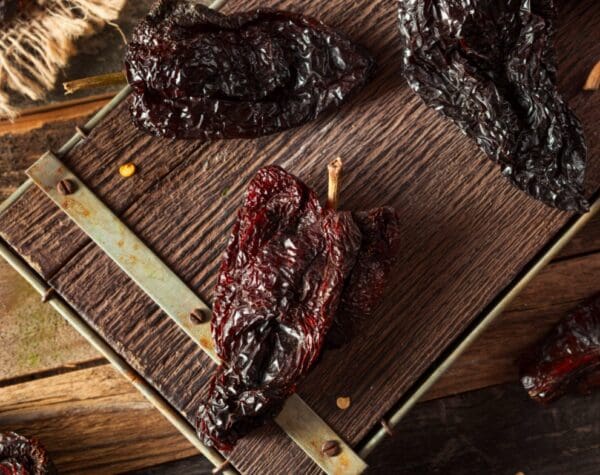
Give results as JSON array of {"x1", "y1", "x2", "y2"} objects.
[
  {"x1": 327, "y1": 157, "x2": 343, "y2": 210},
  {"x1": 63, "y1": 71, "x2": 127, "y2": 95}
]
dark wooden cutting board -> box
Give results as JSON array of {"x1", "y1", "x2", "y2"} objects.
[{"x1": 0, "y1": 0, "x2": 598, "y2": 473}]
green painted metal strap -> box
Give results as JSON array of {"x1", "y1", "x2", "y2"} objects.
[{"x1": 27, "y1": 152, "x2": 368, "y2": 475}]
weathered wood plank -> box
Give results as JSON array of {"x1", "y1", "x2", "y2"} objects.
[
  {"x1": 0, "y1": 263, "x2": 100, "y2": 383},
  {"x1": 368, "y1": 382, "x2": 600, "y2": 475},
  {"x1": 0, "y1": 112, "x2": 106, "y2": 383},
  {"x1": 555, "y1": 213, "x2": 600, "y2": 259},
  {"x1": 0, "y1": 0, "x2": 597, "y2": 473},
  {"x1": 126, "y1": 456, "x2": 212, "y2": 475},
  {"x1": 0, "y1": 100, "x2": 212, "y2": 277},
  {"x1": 0, "y1": 100, "x2": 107, "y2": 139},
  {"x1": 427, "y1": 252, "x2": 600, "y2": 400},
  {"x1": 0, "y1": 365, "x2": 199, "y2": 474},
  {"x1": 0, "y1": 97, "x2": 597, "y2": 396},
  {"x1": 0, "y1": 114, "x2": 98, "y2": 201}
]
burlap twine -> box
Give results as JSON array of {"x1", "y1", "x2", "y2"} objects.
[{"x1": 0, "y1": 0, "x2": 126, "y2": 119}]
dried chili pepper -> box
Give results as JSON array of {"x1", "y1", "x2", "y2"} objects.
[
  {"x1": 327, "y1": 207, "x2": 401, "y2": 347},
  {"x1": 197, "y1": 166, "x2": 399, "y2": 450},
  {"x1": 124, "y1": 0, "x2": 376, "y2": 140},
  {"x1": 0, "y1": 432, "x2": 55, "y2": 475},
  {"x1": 398, "y1": 0, "x2": 588, "y2": 212},
  {"x1": 520, "y1": 293, "x2": 600, "y2": 403}
]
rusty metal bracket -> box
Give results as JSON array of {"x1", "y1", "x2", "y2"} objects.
[{"x1": 27, "y1": 151, "x2": 368, "y2": 475}]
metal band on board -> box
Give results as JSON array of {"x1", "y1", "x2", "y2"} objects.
[
  {"x1": 27, "y1": 151, "x2": 368, "y2": 475},
  {"x1": 358, "y1": 196, "x2": 600, "y2": 458},
  {"x1": 0, "y1": 240, "x2": 237, "y2": 475}
]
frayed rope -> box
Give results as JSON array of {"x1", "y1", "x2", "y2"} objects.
[{"x1": 0, "y1": 0, "x2": 126, "y2": 119}]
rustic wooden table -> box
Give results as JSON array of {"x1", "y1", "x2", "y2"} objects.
[
  {"x1": 0, "y1": 94, "x2": 598, "y2": 475},
  {"x1": 0, "y1": 3, "x2": 598, "y2": 474}
]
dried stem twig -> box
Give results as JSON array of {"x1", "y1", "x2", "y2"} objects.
[
  {"x1": 63, "y1": 71, "x2": 127, "y2": 95},
  {"x1": 327, "y1": 157, "x2": 343, "y2": 210}
]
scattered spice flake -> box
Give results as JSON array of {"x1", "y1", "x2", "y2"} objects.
[
  {"x1": 336, "y1": 396, "x2": 351, "y2": 410},
  {"x1": 119, "y1": 163, "x2": 136, "y2": 178}
]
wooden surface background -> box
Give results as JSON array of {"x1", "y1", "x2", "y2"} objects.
[
  {"x1": 0, "y1": 93, "x2": 599, "y2": 475},
  {"x1": 0, "y1": 0, "x2": 598, "y2": 473}
]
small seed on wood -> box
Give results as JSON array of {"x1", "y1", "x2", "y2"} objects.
[
  {"x1": 336, "y1": 396, "x2": 351, "y2": 410},
  {"x1": 119, "y1": 163, "x2": 136, "y2": 178},
  {"x1": 321, "y1": 440, "x2": 341, "y2": 457},
  {"x1": 190, "y1": 308, "x2": 208, "y2": 325},
  {"x1": 56, "y1": 179, "x2": 75, "y2": 195}
]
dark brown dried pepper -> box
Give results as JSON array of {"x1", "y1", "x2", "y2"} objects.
[
  {"x1": 520, "y1": 292, "x2": 600, "y2": 403},
  {"x1": 197, "y1": 166, "x2": 399, "y2": 450},
  {"x1": 0, "y1": 432, "x2": 55, "y2": 475},
  {"x1": 398, "y1": 0, "x2": 588, "y2": 212},
  {"x1": 124, "y1": 0, "x2": 376, "y2": 140}
]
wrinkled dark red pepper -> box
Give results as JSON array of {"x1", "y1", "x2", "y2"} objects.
[
  {"x1": 197, "y1": 166, "x2": 399, "y2": 450},
  {"x1": 124, "y1": 0, "x2": 376, "y2": 140},
  {"x1": 398, "y1": 0, "x2": 588, "y2": 212},
  {"x1": 0, "y1": 432, "x2": 55, "y2": 475},
  {"x1": 520, "y1": 293, "x2": 600, "y2": 403}
]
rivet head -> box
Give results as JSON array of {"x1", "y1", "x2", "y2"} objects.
[
  {"x1": 190, "y1": 308, "x2": 208, "y2": 325},
  {"x1": 321, "y1": 440, "x2": 341, "y2": 457},
  {"x1": 57, "y1": 179, "x2": 76, "y2": 195}
]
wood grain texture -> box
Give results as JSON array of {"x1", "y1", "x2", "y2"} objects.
[
  {"x1": 0, "y1": 265, "x2": 100, "y2": 384},
  {"x1": 0, "y1": 113, "x2": 106, "y2": 383},
  {"x1": 48, "y1": 244, "x2": 319, "y2": 474},
  {"x1": 0, "y1": 99, "x2": 107, "y2": 138},
  {"x1": 555, "y1": 213, "x2": 600, "y2": 259},
  {"x1": 0, "y1": 115, "x2": 94, "y2": 201},
  {"x1": 126, "y1": 456, "x2": 213, "y2": 475},
  {"x1": 367, "y1": 382, "x2": 600, "y2": 475},
  {"x1": 425, "y1": 252, "x2": 600, "y2": 400},
  {"x1": 0, "y1": 0, "x2": 598, "y2": 473},
  {"x1": 1, "y1": 97, "x2": 597, "y2": 396},
  {"x1": 0, "y1": 365, "x2": 199, "y2": 474}
]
